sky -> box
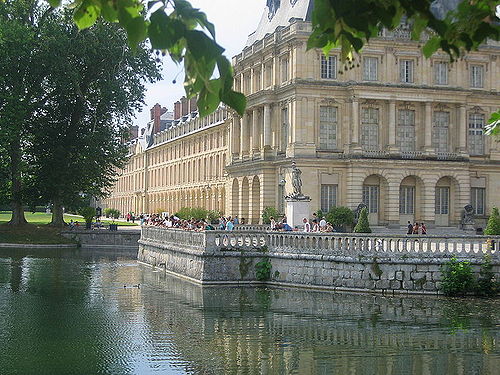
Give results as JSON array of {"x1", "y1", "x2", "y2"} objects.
[{"x1": 135, "y1": 0, "x2": 267, "y2": 128}]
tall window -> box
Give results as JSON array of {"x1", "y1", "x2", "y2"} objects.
[
  {"x1": 432, "y1": 111, "x2": 450, "y2": 153},
  {"x1": 400, "y1": 59, "x2": 414, "y2": 83},
  {"x1": 363, "y1": 57, "x2": 378, "y2": 81},
  {"x1": 468, "y1": 113, "x2": 485, "y2": 155},
  {"x1": 280, "y1": 107, "x2": 289, "y2": 153},
  {"x1": 470, "y1": 65, "x2": 484, "y2": 88},
  {"x1": 397, "y1": 109, "x2": 415, "y2": 152},
  {"x1": 281, "y1": 57, "x2": 289, "y2": 82},
  {"x1": 319, "y1": 106, "x2": 337, "y2": 150},
  {"x1": 254, "y1": 69, "x2": 261, "y2": 92},
  {"x1": 361, "y1": 108, "x2": 379, "y2": 151},
  {"x1": 399, "y1": 186, "x2": 415, "y2": 214},
  {"x1": 265, "y1": 62, "x2": 273, "y2": 87},
  {"x1": 435, "y1": 187, "x2": 450, "y2": 215},
  {"x1": 434, "y1": 62, "x2": 448, "y2": 85},
  {"x1": 321, "y1": 185, "x2": 337, "y2": 212},
  {"x1": 471, "y1": 187, "x2": 485, "y2": 215},
  {"x1": 321, "y1": 55, "x2": 336, "y2": 79},
  {"x1": 363, "y1": 186, "x2": 379, "y2": 213}
]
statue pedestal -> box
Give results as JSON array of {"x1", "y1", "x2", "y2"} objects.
[
  {"x1": 462, "y1": 223, "x2": 475, "y2": 232},
  {"x1": 286, "y1": 199, "x2": 311, "y2": 230}
]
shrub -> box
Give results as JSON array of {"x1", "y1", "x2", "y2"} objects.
[
  {"x1": 475, "y1": 255, "x2": 499, "y2": 297},
  {"x1": 353, "y1": 207, "x2": 372, "y2": 233},
  {"x1": 106, "y1": 208, "x2": 120, "y2": 221},
  {"x1": 207, "y1": 210, "x2": 222, "y2": 224},
  {"x1": 440, "y1": 257, "x2": 475, "y2": 296},
  {"x1": 175, "y1": 207, "x2": 209, "y2": 220},
  {"x1": 78, "y1": 206, "x2": 96, "y2": 224},
  {"x1": 103, "y1": 207, "x2": 113, "y2": 218},
  {"x1": 325, "y1": 206, "x2": 355, "y2": 228},
  {"x1": 484, "y1": 207, "x2": 500, "y2": 235},
  {"x1": 255, "y1": 258, "x2": 272, "y2": 281},
  {"x1": 262, "y1": 207, "x2": 280, "y2": 224}
]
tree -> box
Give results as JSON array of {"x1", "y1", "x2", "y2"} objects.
[
  {"x1": 484, "y1": 207, "x2": 500, "y2": 235},
  {"x1": 353, "y1": 207, "x2": 372, "y2": 233},
  {"x1": 0, "y1": 0, "x2": 50, "y2": 225},
  {"x1": 28, "y1": 14, "x2": 160, "y2": 226},
  {"x1": 0, "y1": 1, "x2": 161, "y2": 226},
  {"x1": 262, "y1": 207, "x2": 280, "y2": 224}
]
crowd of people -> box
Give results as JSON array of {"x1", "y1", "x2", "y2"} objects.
[
  {"x1": 141, "y1": 213, "x2": 241, "y2": 231},
  {"x1": 407, "y1": 221, "x2": 427, "y2": 235}
]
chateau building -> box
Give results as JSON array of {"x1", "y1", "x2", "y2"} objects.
[{"x1": 104, "y1": 0, "x2": 500, "y2": 228}]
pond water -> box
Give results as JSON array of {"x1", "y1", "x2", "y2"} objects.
[{"x1": 0, "y1": 249, "x2": 499, "y2": 375}]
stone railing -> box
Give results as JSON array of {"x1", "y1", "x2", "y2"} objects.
[{"x1": 141, "y1": 228, "x2": 500, "y2": 261}]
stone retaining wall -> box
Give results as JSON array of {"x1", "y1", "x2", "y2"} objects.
[
  {"x1": 61, "y1": 229, "x2": 140, "y2": 249},
  {"x1": 138, "y1": 227, "x2": 500, "y2": 294}
]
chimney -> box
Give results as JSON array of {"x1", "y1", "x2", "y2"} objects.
[
  {"x1": 130, "y1": 125, "x2": 139, "y2": 140},
  {"x1": 180, "y1": 97, "x2": 189, "y2": 117},
  {"x1": 150, "y1": 103, "x2": 166, "y2": 134},
  {"x1": 189, "y1": 97, "x2": 198, "y2": 114},
  {"x1": 174, "y1": 101, "x2": 181, "y2": 120}
]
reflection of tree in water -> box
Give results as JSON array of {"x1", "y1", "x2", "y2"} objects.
[{"x1": 0, "y1": 249, "x2": 135, "y2": 375}]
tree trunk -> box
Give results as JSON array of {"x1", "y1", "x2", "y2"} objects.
[
  {"x1": 49, "y1": 200, "x2": 65, "y2": 227},
  {"x1": 7, "y1": 138, "x2": 27, "y2": 226}
]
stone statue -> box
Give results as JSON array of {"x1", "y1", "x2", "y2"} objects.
[
  {"x1": 291, "y1": 161, "x2": 302, "y2": 196},
  {"x1": 462, "y1": 204, "x2": 475, "y2": 225},
  {"x1": 285, "y1": 161, "x2": 310, "y2": 201}
]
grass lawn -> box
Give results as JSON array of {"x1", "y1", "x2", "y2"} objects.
[
  {"x1": 0, "y1": 212, "x2": 138, "y2": 226},
  {"x1": 0, "y1": 211, "x2": 138, "y2": 244}
]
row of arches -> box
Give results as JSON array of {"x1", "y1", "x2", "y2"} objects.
[
  {"x1": 360, "y1": 174, "x2": 464, "y2": 226},
  {"x1": 147, "y1": 187, "x2": 226, "y2": 215},
  {"x1": 230, "y1": 176, "x2": 261, "y2": 224}
]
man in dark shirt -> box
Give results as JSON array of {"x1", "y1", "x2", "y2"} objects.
[{"x1": 407, "y1": 221, "x2": 413, "y2": 235}]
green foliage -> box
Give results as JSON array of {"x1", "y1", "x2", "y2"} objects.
[
  {"x1": 440, "y1": 257, "x2": 475, "y2": 296},
  {"x1": 78, "y1": 206, "x2": 96, "y2": 224},
  {"x1": 255, "y1": 258, "x2": 272, "y2": 281},
  {"x1": 106, "y1": 208, "x2": 120, "y2": 220},
  {"x1": 325, "y1": 206, "x2": 355, "y2": 227},
  {"x1": 354, "y1": 207, "x2": 372, "y2": 233},
  {"x1": 103, "y1": 208, "x2": 113, "y2": 218},
  {"x1": 207, "y1": 210, "x2": 222, "y2": 224},
  {"x1": 262, "y1": 207, "x2": 279, "y2": 224},
  {"x1": 49, "y1": 0, "x2": 245, "y2": 117},
  {"x1": 475, "y1": 255, "x2": 499, "y2": 297},
  {"x1": 315, "y1": 209, "x2": 324, "y2": 219},
  {"x1": 485, "y1": 110, "x2": 500, "y2": 137},
  {"x1": 484, "y1": 207, "x2": 500, "y2": 235},
  {"x1": 175, "y1": 207, "x2": 208, "y2": 220},
  {"x1": 308, "y1": 0, "x2": 499, "y2": 67}
]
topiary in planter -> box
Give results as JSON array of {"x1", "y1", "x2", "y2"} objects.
[
  {"x1": 353, "y1": 207, "x2": 372, "y2": 233},
  {"x1": 484, "y1": 207, "x2": 500, "y2": 235},
  {"x1": 325, "y1": 206, "x2": 354, "y2": 232}
]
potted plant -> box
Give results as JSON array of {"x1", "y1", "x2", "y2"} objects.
[
  {"x1": 109, "y1": 208, "x2": 120, "y2": 231},
  {"x1": 326, "y1": 206, "x2": 355, "y2": 232},
  {"x1": 79, "y1": 206, "x2": 96, "y2": 230}
]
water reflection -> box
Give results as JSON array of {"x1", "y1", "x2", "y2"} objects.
[{"x1": 0, "y1": 249, "x2": 499, "y2": 375}]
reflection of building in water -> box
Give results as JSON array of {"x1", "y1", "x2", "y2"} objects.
[
  {"x1": 105, "y1": 0, "x2": 500, "y2": 229},
  {"x1": 140, "y1": 269, "x2": 500, "y2": 375}
]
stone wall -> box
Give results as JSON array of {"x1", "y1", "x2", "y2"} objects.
[
  {"x1": 139, "y1": 227, "x2": 500, "y2": 294},
  {"x1": 61, "y1": 229, "x2": 140, "y2": 250}
]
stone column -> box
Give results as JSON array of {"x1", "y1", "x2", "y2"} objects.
[
  {"x1": 387, "y1": 100, "x2": 398, "y2": 153},
  {"x1": 351, "y1": 97, "x2": 361, "y2": 152},
  {"x1": 263, "y1": 104, "x2": 271, "y2": 148},
  {"x1": 458, "y1": 104, "x2": 468, "y2": 155},
  {"x1": 424, "y1": 102, "x2": 434, "y2": 153},
  {"x1": 240, "y1": 112, "x2": 249, "y2": 157},
  {"x1": 252, "y1": 108, "x2": 260, "y2": 154}
]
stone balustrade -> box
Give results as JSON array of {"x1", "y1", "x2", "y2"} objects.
[{"x1": 139, "y1": 227, "x2": 500, "y2": 293}]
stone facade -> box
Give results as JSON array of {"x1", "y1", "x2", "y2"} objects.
[{"x1": 105, "y1": 0, "x2": 500, "y2": 228}]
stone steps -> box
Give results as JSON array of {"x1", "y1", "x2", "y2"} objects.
[{"x1": 371, "y1": 226, "x2": 469, "y2": 236}]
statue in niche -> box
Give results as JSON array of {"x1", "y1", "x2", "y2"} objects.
[
  {"x1": 285, "y1": 161, "x2": 310, "y2": 201},
  {"x1": 462, "y1": 204, "x2": 475, "y2": 225},
  {"x1": 267, "y1": 0, "x2": 281, "y2": 20}
]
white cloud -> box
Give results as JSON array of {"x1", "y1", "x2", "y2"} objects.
[{"x1": 134, "y1": 0, "x2": 266, "y2": 128}]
